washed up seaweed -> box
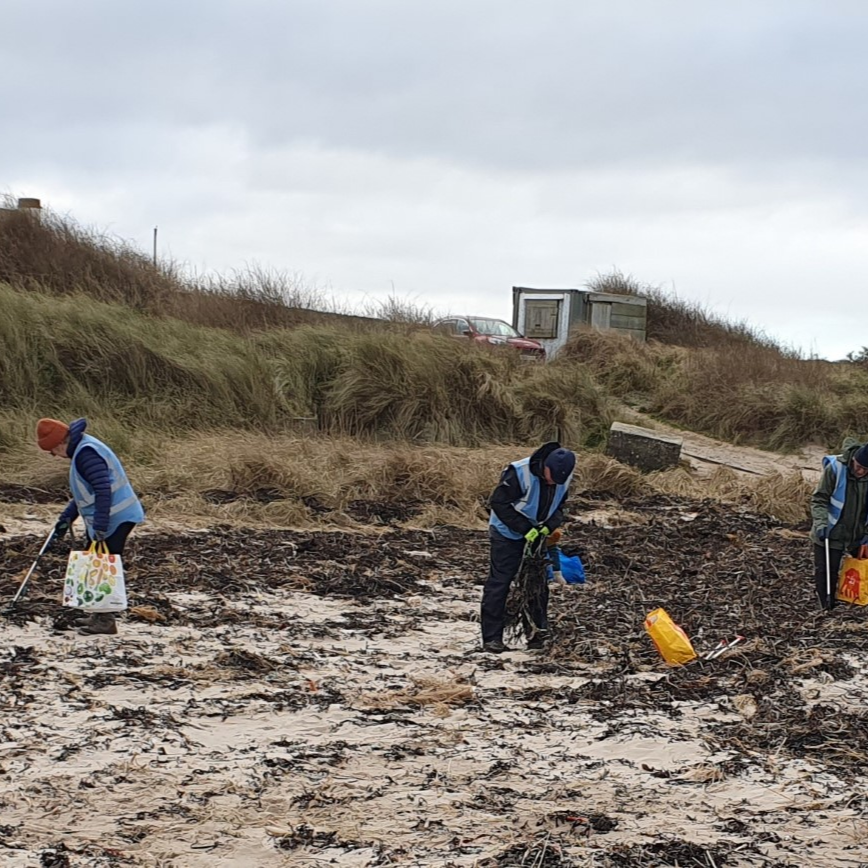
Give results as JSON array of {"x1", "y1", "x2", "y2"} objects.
[{"x1": 2, "y1": 492, "x2": 868, "y2": 865}]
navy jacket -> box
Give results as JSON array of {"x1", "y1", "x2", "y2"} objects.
[
  {"x1": 489, "y1": 441, "x2": 569, "y2": 537},
  {"x1": 59, "y1": 419, "x2": 112, "y2": 535}
]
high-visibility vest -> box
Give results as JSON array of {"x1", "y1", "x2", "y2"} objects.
[
  {"x1": 823, "y1": 455, "x2": 848, "y2": 529},
  {"x1": 489, "y1": 457, "x2": 572, "y2": 540},
  {"x1": 70, "y1": 434, "x2": 145, "y2": 536}
]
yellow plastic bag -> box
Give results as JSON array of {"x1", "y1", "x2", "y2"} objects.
[
  {"x1": 644, "y1": 607, "x2": 697, "y2": 665},
  {"x1": 837, "y1": 554, "x2": 868, "y2": 606}
]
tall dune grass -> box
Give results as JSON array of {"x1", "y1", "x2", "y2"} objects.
[
  {"x1": 2, "y1": 204, "x2": 866, "y2": 454},
  {"x1": 561, "y1": 327, "x2": 868, "y2": 451},
  {"x1": 0, "y1": 283, "x2": 285, "y2": 428},
  {"x1": 0, "y1": 203, "x2": 413, "y2": 334},
  {"x1": 0, "y1": 283, "x2": 615, "y2": 450},
  {"x1": 0, "y1": 203, "x2": 178, "y2": 310}
]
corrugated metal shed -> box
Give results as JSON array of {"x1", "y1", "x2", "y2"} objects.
[{"x1": 512, "y1": 286, "x2": 647, "y2": 358}]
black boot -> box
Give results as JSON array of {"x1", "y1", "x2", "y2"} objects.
[
  {"x1": 53, "y1": 609, "x2": 91, "y2": 631},
  {"x1": 482, "y1": 640, "x2": 510, "y2": 654},
  {"x1": 78, "y1": 613, "x2": 118, "y2": 635},
  {"x1": 526, "y1": 629, "x2": 551, "y2": 650}
]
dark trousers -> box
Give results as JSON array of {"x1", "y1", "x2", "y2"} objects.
[
  {"x1": 814, "y1": 542, "x2": 859, "y2": 610},
  {"x1": 86, "y1": 522, "x2": 135, "y2": 556},
  {"x1": 480, "y1": 528, "x2": 549, "y2": 643}
]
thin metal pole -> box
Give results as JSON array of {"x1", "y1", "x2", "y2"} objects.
[
  {"x1": 5, "y1": 530, "x2": 55, "y2": 612},
  {"x1": 153, "y1": 226, "x2": 158, "y2": 266},
  {"x1": 825, "y1": 537, "x2": 832, "y2": 609}
]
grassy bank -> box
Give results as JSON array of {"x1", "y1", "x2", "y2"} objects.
[
  {"x1": 2, "y1": 275, "x2": 865, "y2": 466},
  {"x1": 562, "y1": 328, "x2": 868, "y2": 451},
  {"x1": 0, "y1": 282, "x2": 815, "y2": 529},
  {"x1": 0, "y1": 204, "x2": 414, "y2": 332},
  {"x1": 0, "y1": 282, "x2": 616, "y2": 451},
  {"x1": 0, "y1": 201, "x2": 862, "y2": 511}
]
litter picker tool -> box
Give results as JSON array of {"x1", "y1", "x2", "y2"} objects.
[
  {"x1": 704, "y1": 635, "x2": 745, "y2": 660},
  {"x1": 4, "y1": 529, "x2": 55, "y2": 614},
  {"x1": 825, "y1": 536, "x2": 832, "y2": 610},
  {"x1": 703, "y1": 638, "x2": 728, "y2": 660}
]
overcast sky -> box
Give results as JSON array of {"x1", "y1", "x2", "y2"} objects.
[{"x1": 3, "y1": 1, "x2": 867, "y2": 358}]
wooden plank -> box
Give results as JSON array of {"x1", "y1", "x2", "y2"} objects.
[
  {"x1": 610, "y1": 314, "x2": 646, "y2": 330},
  {"x1": 590, "y1": 303, "x2": 611, "y2": 329},
  {"x1": 588, "y1": 292, "x2": 647, "y2": 307},
  {"x1": 610, "y1": 311, "x2": 645, "y2": 324},
  {"x1": 611, "y1": 301, "x2": 647, "y2": 317}
]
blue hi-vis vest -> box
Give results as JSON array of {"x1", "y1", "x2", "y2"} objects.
[
  {"x1": 823, "y1": 455, "x2": 847, "y2": 529},
  {"x1": 70, "y1": 434, "x2": 145, "y2": 537},
  {"x1": 489, "y1": 457, "x2": 572, "y2": 540},
  {"x1": 823, "y1": 454, "x2": 868, "y2": 531}
]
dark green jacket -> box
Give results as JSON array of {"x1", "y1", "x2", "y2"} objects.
[{"x1": 810, "y1": 438, "x2": 868, "y2": 549}]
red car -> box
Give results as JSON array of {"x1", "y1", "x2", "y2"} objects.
[{"x1": 432, "y1": 316, "x2": 546, "y2": 361}]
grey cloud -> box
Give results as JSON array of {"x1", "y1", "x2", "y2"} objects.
[
  {"x1": 3, "y1": 1, "x2": 868, "y2": 358},
  {"x1": 4, "y1": 1, "x2": 868, "y2": 174}
]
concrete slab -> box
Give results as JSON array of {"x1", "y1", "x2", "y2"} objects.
[{"x1": 606, "y1": 421, "x2": 683, "y2": 472}]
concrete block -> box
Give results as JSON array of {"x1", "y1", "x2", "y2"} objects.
[{"x1": 606, "y1": 422, "x2": 682, "y2": 472}]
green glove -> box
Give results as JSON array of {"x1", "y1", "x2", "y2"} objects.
[
  {"x1": 540, "y1": 526, "x2": 551, "y2": 537},
  {"x1": 524, "y1": 527, "x2": 540, "y2": 544}
]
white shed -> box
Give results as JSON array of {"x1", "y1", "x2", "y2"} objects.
[{"x1": 512, "y1": 286, "x2": 647, "y2": 359}]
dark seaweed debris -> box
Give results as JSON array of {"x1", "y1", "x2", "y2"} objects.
[
  {"x1": 600, "y1": 838, "x2": 736, "y2": 867},
  {"x1": 2, "y1": 491, "x2": 867, "y2": 866},
  {"x1": 0, "y1": 525, "x2": 486, "y2": 627},
  {"x1": 551, "y1": 494, "x2": 868, "y2": 780},
  {"x1": 483, "y1": 840, "x2": 577, "y2": 867}
]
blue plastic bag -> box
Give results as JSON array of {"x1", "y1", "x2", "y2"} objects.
[
  {"x1": 546, "y1": 553, "x2": 585, "y2": 584},
  {"x1": 561, "y1": 555, "x2": 585, "y2": 584}
]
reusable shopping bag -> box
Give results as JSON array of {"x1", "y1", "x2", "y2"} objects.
[
  {"x1": 644, "y1": 607, "x2": 697, "y2": 665},
  {"x1": 63, "y1": 542, "x2": 127, "y2": 612},
  {"x1": 837, "y1": 549, "x2": 868, "y2": 606}
]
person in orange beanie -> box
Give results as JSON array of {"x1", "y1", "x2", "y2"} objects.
[
  {"x1": 38, "y1": 417, "x2": 145, "y2": 635},
  {"x1": 36, "y1": 418, "x2": 70, "y2": 453}
]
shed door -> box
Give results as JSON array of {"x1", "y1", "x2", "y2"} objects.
[
  {"x1": 590, "y1": 302, "x2": 611, "y2": 330},
  {"x1": 524, "y1": 299, "x2": 561, "y2": 339}
]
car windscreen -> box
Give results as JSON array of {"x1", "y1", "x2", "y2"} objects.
[{"x1": 468, "y1": 318, "x2": 519, "y2": 337}]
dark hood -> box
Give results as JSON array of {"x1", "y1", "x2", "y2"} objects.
[
  {"x1": 65, "y1": 418, "x2": 88, "y2": 458},
  {"x1": 528, "y1": 441, "x2": 562, "y2": 480}
]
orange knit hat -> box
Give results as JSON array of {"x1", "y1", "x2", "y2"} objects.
[{"x1": 36, "y1": 418, "x2": 70, "y2": 451}]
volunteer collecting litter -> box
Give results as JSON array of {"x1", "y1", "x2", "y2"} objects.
[
  {"x1": 480, "y1": 441, "x2": 575, "y2": 653},
  {"x1": 37, "y1": 417, "x2": 145, "y2": 635},
  {"x1": 810, "y1": 438, "x2": 868, "y2": 611}
]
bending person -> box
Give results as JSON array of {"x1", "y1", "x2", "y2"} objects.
[{"x1": 38, "y1": 417, "x2": 145, "y2": 635}]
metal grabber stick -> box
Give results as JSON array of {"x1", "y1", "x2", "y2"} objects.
[
  {"x1": 825, "y1": 536, "x2": 832, "y2": 610},
  {"x1": 4, "y1": 529, "x2": 55, "y2": 613}
]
